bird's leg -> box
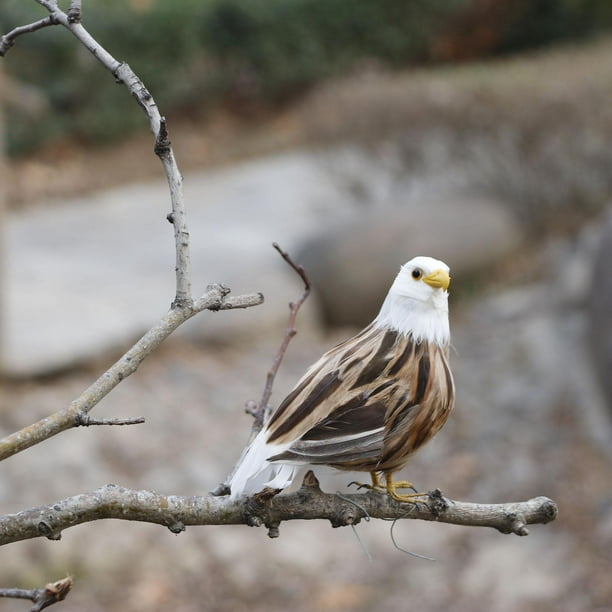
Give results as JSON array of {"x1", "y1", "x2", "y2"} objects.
[
  {"x1": 348, "y1": 471, "x2": 386, "y2": 492},
  {"x1": 384, "y1": 472, "x2": 426, "y2": 503},
  {"x1": 369, "y1": 471, "x2": 384, "y2": 490}
]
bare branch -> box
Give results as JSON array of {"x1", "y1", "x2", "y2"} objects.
[
  {"x1": 0, "y1": 475, "x2": 558, "y2": 546},
  {"x1": 0, "y1": 2, "x2": 265, "y2": 468},
  {"x1": 34, "y1": 0, "x2": 58, "y2": 10},
  {"x1": 0, "y1": 16, "x2": 58, "y2": 57},
  {"x1": 15, "y1": 1, "x2": 192, "y2": 306},
  {"x1": 75, "y1": 416, "x2": 146, "y2": 427},
  {"x1": 272, "y1": 242, "x2": 311, "y2": 294},
  {"x1": 252, "y1": 243, "x2": 311, "y2": 430},
  {"x1": 212, "y1": 246, "x2": 311, "y2": 496},
  {"x1": 0, "y1": 286, "x2": 264, "y2": 462},
  {"x1": 0, "y1": 577, "x2": 73, "y2": 611}
]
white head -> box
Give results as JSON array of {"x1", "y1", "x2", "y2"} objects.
[{"x1": 374, "y1": 256, "x2": 451, "y2": 346}]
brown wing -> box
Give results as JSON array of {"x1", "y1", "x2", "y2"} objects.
[
  {"x1": 377, "y1": 343, "x2": 455, "y2": 472},
  {"x1": 266, "y1": 323, "x2": 453, "y2": 470}
]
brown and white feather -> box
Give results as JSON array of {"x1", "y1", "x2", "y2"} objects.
[
  {"x1": 267, "y1": 324, "x2": 454, "y2": 472},
  {"x1": 228, "y1": 255, "x2": 454, "y2": 499}
]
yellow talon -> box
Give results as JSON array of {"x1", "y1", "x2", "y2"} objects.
[
  {"x1": 349, "y1": 472, "x2": 425, "y2": 502},
  {"x1": 385, "y1": 473, "x2": 425, "y2": 503},
  {"x1": 348, "y1": 471, "x2": 384, "y2": 492},
  {"x1": 390, "y1": 479, "x2": 416, "y2": 491}
]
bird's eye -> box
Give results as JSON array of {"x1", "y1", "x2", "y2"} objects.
[{"x1": 411, "y1": 268, "x2": 423, "y2": 280}]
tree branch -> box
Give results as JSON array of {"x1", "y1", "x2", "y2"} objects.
[
  {"x1": 0, "y1": 286, "x2": 263, "y2": 462},
  {"x1": 0, "y1": 577, "x2": 73, "y2": 611},
  {"x1": 75, "y1": 415, "x2": 146, "y2": 427},
  {"x1": 15, "y1": 1, "x2": 192, "y2": 306},
  {"x1": 0, "y1": 16, "x2": 58, "y2": 56},
  {"x1": 0, "y1": 473, "x2": 558, "y2": 546},
  {"x1": 214, "y1": 245, "x2": 311, "y2": 496},
  {"x1": 252, "y1": 243, "x2": 311, "y2": 430}
]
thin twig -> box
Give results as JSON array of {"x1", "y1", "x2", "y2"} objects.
[
  {"x1": 0, "y1": 477, "x2": 558, "y2": 547},
  {"x1": 0, "y1": 286, "x2": 263, "y2": 462},
  {"x1": 252, "y1": 243, "x2": 311, "y2": 430},
  {"x1": 75, "y1": 416, "x2": 146, "y2": 427},
  {"x1": 0, "y1": 577, "x2": 73, "y2": 611},
  {"x1": 211, "y1": 245, "x2": 311, "y2": 495},
  {"x1": 34, "y1": 0, "x2": 58, "y2": 10},
  {"x1": 0, "y1": 16, "x2": 58, "y2": 56}
]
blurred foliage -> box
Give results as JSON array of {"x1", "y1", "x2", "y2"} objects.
[
  {"x1": 200, "y1": 0, "x2": 464, "y2": 99},
  {"x1": 500, "y1": 0, "x2": 612, "y2": 51},
  {"x1": 1, "y1": 0, "x2": 612, "y2": 156}
]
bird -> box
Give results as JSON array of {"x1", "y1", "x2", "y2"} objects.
[{"x1": 228, "y1": 255, "x2": 455, "y2": 503}]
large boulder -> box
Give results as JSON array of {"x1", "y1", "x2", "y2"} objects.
[
  {"x1": 297, "y1": 195, "x2": 523, "y2": 326},
  {"x1": 588, "y1": 210, "x2": 612, "y2": 411}
]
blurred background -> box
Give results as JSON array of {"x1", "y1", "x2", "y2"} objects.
[{"x1": 1, "y1": 0, "x2": 611, "y2": 610}]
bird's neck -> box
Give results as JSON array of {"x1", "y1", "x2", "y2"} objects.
[{"x1": 374, "y1": 292, "x2": 450, "y2": 346}]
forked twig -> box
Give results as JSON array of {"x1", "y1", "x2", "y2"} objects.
[
  {"x1": 251, "y1": 243, "x2": 311, "y2": 430},
  {"x1": 0, "y1": 16, "x2": 58, "y2": 56},
  {"x1": 0, "y1": 285, "x2": 263, "y2": 462},
  {"x1": 0, "y1": 577, "x2": 73, "y2": 611},
  {"x1": 0, "y1": 0, "x2": 263, "y2": 468}
]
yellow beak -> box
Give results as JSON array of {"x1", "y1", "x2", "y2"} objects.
[{"x1": 423, "y1": 269, "x2": 451, "y2": 291}]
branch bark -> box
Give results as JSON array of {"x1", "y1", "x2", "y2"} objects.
[
  {"x1": 0, "y1": 16, "x2": 58, "y2": 56},
  {"x1": 0, "y1": 473, "x2": 558, "y2": 546},
  {"x1": 67, "y1": 1, "x2": 82, "y2": 24},
  {"x1": 0, "y1": 286, "x2": 263, "y2": 462},
  {"x1": 0, "y1": 577, "x2": 73, "y2": 611}
]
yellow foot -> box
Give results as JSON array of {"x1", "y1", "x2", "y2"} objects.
[
  {"x1": 385, "y1": 473, "x2": 425, "y2": 504},
  {"x1": 389, "y1": 480, "x2": 417, "y2": 492},
  {"x1": 385, "y1": 488, "x2": 427, "y2": 503},
  {"x1": 349, "y1": 472, "x2": 425, "y2": 503},
  {"x1": 348, "y1": 471, "x2": 385, "y2": 492}
]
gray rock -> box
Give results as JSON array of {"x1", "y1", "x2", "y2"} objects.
[
  {"x1": 297, "y1": 195, "x2": 523, "y2": 326},
  {"x1": 0, "y1": 148, "x2": 523, "y2": 376},
  {"x1": 588, "y1": 208, "x2": 612, "y2": 411},
  {"x1": 2, "y1": 151, "x2": 352, "y2": 376}
]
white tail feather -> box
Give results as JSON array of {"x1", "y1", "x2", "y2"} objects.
[{"x1": 228, "y1": 431, "x2": 298, "y2": 500}]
